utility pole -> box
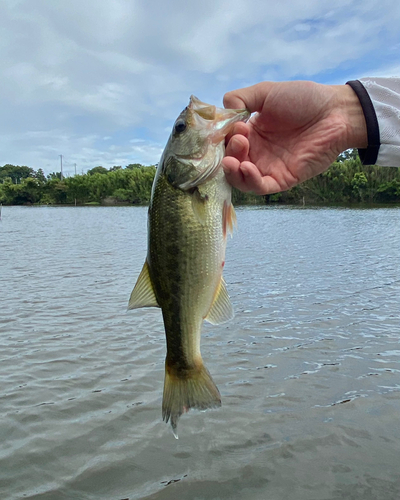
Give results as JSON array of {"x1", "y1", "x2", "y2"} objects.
[
  {"x1": 59, "y1": 155, "x2": 63, "y2": 180},
  {"x1": 74, "y1": 163, "x2": 77, "y2": 176}
]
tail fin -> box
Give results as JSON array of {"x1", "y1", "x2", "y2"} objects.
[{"x1": 162, "y1": 363, "x2": 221, "y2": 438}]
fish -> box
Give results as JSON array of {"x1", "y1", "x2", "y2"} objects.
[{"x1": 128, "y1": 96, "x2": 250, "y2": 437}]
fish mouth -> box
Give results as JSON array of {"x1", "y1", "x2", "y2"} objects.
[
  {"x1": 189, "y1": 95, "x2": 250, "y2": 144},
  {"x1": 211, "y1": 108, "x2": 250, "y2": 143}
]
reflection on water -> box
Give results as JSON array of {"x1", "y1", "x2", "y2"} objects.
[{"x1": 1, "y1": 205, "x2": 399, "y2": 500}]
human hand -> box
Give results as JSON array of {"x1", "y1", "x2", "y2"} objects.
[{"x1": 223, "y1": 81, "x2": 368, "y2": 195}]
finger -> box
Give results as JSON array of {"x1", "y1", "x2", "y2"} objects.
[
  {"x1": 239, "y1": 162, "x2": 283, "y2": 195},
  {"x1": 225, "y1": 121, "x2": 250, "y2": 144},
  {"x1": 222, "y1": 158, "x2": 252, "y2": 192},
  {"x1": 224, "y1": 82, "x2": 276, "y2": 113},
  {"x1": 225, "y1": 135, "x2": 249, "y2": 162}
]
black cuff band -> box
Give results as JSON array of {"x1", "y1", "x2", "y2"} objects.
[{"x1": 346, "y1": 80, "x2": 380, "y2": 165}]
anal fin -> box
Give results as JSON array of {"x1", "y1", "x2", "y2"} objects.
[
  {"x1": 128, "y1": 261, "x2": 159, "y2": 310},
  {"x1": 205, "y1": 277, "x2": 234, "y2": 325}
]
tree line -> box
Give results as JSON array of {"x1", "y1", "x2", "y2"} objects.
[
  {"x1": 0, "y1": 164, "x2": 156, "y2": 205},
  {"x1": 1, "y1": 152, "x2": 400, "y2": 206}
]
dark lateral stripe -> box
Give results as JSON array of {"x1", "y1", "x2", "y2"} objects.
[{"x1": 346, "y1": 80, "x2": 380, "y2": 165}]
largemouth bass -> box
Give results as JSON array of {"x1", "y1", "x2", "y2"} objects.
[{"x1": 128, "y1": 96, "x2": 249, "y2": 436}]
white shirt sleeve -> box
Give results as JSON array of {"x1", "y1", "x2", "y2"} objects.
[{"x1": 358, "y1": 77, "x2": 400, "y2": 167}]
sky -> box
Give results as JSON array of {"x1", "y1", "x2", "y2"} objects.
[{"x1": 1, "y1": 0, "x2": 400, "y2": 176}]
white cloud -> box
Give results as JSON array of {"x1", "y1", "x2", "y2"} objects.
[{"x1": 0, "y1": 0, "x2": 399, "y2": 173}]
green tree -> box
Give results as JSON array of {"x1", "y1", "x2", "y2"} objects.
[
  {"x1": 87, "y1": 172, "x2": 113, "y2": 202},
  {"x1": 0, "y1": 164, "x2": 35, "y2": 184},
  {"x1": 126, "y1": 163, "x2": 145, "y2": 169},
  {"x1": 0, "y1": 177, "x2": 42, "y2": 204},
  {"x1": 351, "y1": 172, "x2": 368, "y2": 201},
  {"x1": 64, "y1": 175, "x2": 91, "y2": 204},
  {"x1": 87, "y1": 166, "x2": 108, "y2": 175},
  {"x1": 375, "y1": 179, "x2": 400, "y2": 202},
  {"x1": 47, "y1": 172, "x2": 62, "y2": 180},
  {"x1": 33, "y1": 168, "x2": 46, "y2": 183},
  {"x1": 43, "y1": 178, "x2": 68, "y2": 204}
]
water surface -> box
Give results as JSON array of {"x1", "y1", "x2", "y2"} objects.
[{"x1": 1, "y1": 205, "x2": 399, "y2": 500}]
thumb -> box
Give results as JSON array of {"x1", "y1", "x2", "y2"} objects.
[{"x1": 223, "y1": 81, "x2": 276, "y2": 113}]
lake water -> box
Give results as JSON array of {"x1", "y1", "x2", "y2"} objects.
[{"x1": 1, "y1": 204, "x2": 400, "y2": 500}]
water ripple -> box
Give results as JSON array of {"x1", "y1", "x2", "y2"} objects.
[{"x1": 1, "y1": 205, "x2": 400, "y2": 499}]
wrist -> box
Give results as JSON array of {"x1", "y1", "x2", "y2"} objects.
[
  {"x1": 346, "y1": 80, "x2": 382, "y2": 165},
  {"x1": 332, "y1": 84, "x2": 368, "y2": 150}
]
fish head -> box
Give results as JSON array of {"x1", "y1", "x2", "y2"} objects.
[
  {"x1": 161, "y1": 96, "x2": 250, "y2": 190},
  {"x1": 170, "y1": 95, "x2": 249, "y2": 158}
]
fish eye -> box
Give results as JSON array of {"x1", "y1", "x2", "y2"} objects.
[{"x1": 174, "y1": 119, "x2": 187, "y2": 134}]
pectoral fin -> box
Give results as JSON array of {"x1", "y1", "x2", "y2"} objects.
[
  {"x1": 223, "y1": 200, "x2": 237, "y2": 238},
  {"x1": 191, "y1": 188, "x2": 208, "y2": 226},
  {"x1": 205, "y1": 277, "x2": 234, "y2": 325},
  {"x1": 128, "y1": 261, "x2": 159, "y2": 310}
]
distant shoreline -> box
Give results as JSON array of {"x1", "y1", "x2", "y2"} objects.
[
  {"x1": 2, "y1": 157, "x2": 400, "y2": 206},
  {"x1": 3, "y1": 201, "x2": 400, "y2": 209}
]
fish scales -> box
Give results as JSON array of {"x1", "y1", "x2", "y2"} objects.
[
  {"x1": 128, "y1": 96, "x2": 249, "y2": 436},
  {"x1": 149, "y1": 172, "x2": 227, "y2": 368}
]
